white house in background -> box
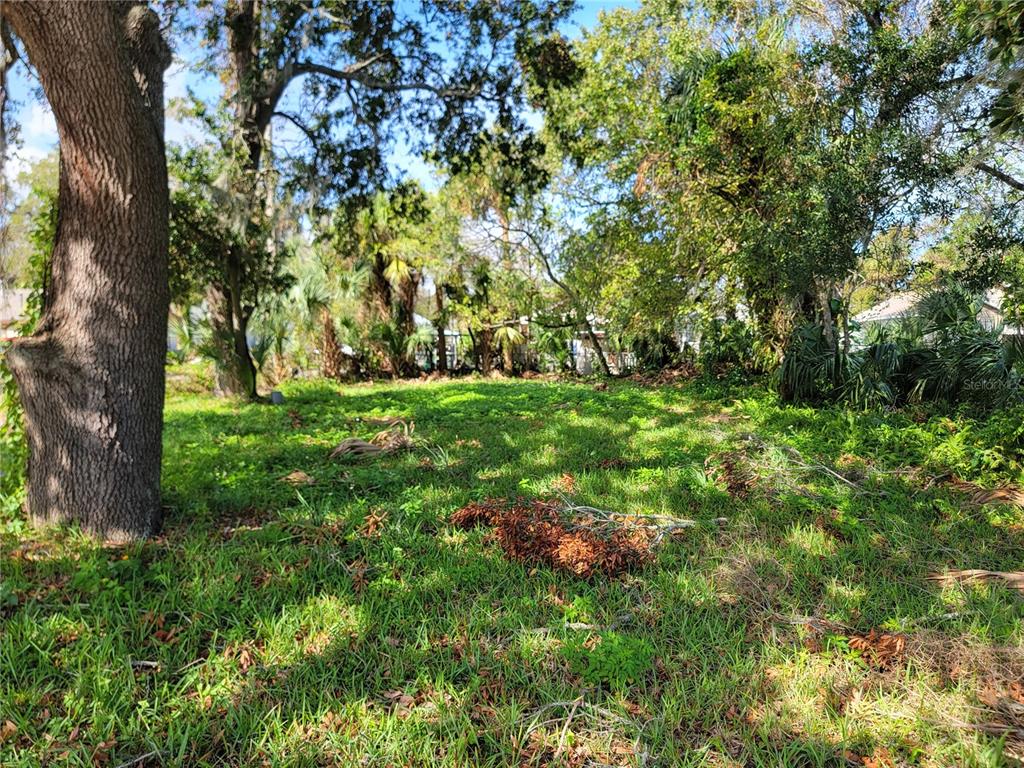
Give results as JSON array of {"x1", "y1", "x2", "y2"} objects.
[
  {"x1": 854, "y1": 287, "x2": 1024, "y2": 337},
  {"x1": 0, "y1": 287, "x2": 31, "y2": 341}
]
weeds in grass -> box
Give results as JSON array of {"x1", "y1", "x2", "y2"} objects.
[{"x1": 561, "y1": 631, "x2": 655, "y2": 689}]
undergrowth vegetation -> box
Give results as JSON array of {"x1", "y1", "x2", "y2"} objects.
[
  {"x1": 779, "y1": 283, "x2": 1024, "y2": 411},
  {"x1": 1, "y1": 372, "x2": 1023, "y2": 766}
]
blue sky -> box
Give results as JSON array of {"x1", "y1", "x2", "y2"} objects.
[{"x1": 6, "y1": 1, "x2": 636, "y2": 194}]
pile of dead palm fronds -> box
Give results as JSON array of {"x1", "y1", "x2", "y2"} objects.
[
  {"x1": 451, "y1": 497, "x2": 724, "y2": 579},
  {"x1": 938, "y1": 477, "x2": 1024, "y2": 508},
  {"x1": 329, "y1": 419, "x2": 415, "y2": 459}
]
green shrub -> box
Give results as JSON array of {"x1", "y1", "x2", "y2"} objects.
[
  {"x1": 699, "y1": 318, "x2": 760, "y2": 375},
  {"x1": 778, "y1": 281, "x2": 1023, "y2": 410},
  {"x1": 561, "y1": 631, "x2": 654, "y2": 689}
]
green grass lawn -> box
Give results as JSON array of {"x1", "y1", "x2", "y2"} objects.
[{"x1": 2, "y1": 374, "x2": 1023, "y2": 767}]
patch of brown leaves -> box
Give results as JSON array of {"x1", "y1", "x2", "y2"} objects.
[
  {"x1": 705, "y1": 451, "x2": 755, "y2": 498},
  {"x1": 626, "y1": 364, "x2": 698, "y2": 387},
  {"x1": 451, "y1": 498, "x2": 653, "y2": 578},
  {"x1": 848, "y1": 629, "x2": 907, "y2": 669},
  {"x1": 844, "y1": 747, "x2": 897, "y2": 768},
  {"x1": 360, "y1": 510, "x2": 388, "y2": 538},
  {"x1": 450, "y1": 499, "x2": 506, "y2": 528},
  {"x1": 553, "y1": 472, "x2": 577, "y2": 493}
]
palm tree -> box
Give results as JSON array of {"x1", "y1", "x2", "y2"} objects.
[
  {"x1": 493, "y1": 324, "x2": 525, "y2": 373},
  {"x1": 167, "y1": 305, "x2": 197, "y2": 364},
  {"x1": 295, "y1": 270, "x2": 344, "y2": 380}
]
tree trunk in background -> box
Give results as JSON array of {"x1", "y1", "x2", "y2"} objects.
[
  {"x1": 434, "y1": 283, "x2": 448, "y2": 374},
  {"x1": 583, "y1": 320, "x2": 613, "y2": 377},
  {"x1": 395, "y1": 270, "x2": 420, "y2": 376},
  {"x1": 0, "y1": 20, "x2": 13, "y2": 233},
  {"x1": 321, "y1": 306, "x2": 344, "y2": 379},
  {"x1": 2, "y1": 3, "x2": 171, "y2": 540},
  {"x1": 205, "y1": 0, "x2": 271, "y2": 399},
  {"x1": 206, "y1": 281, "x2": 257, "y2": 400},
  {"x1": 370, "y1": 254, "x2": 393, "y2": 321},
  {"x1": 479, "y1": 328, "x2": 493, "y2": 374}
]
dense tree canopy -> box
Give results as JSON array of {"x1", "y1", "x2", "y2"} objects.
[{"x1": 2, "y1": 0, "x2": 1024, "y2": 538}]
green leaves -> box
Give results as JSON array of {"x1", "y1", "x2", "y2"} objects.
[{"x1": 561, "y1": 631, "x2": 655, "y2": 690}]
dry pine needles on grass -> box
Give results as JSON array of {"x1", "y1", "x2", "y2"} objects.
[
  {"x1": 452, "y1": 498, "x2": 649, "y2": 578},
  {"x1": 452, "y1": 498, "x2": 722, "y2": 579}
]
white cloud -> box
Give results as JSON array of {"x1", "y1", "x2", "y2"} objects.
[{"x1": 21, "y1": 102, "x2": 57, "y2": 150}]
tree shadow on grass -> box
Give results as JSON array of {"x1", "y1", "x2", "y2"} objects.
[{"x1": 2, "y1": 379, "x2": 1022, "y2": 766}]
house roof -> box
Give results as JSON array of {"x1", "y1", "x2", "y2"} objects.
[
  {"x1": 854, "y1": 287, "x2": 1024, "y2": 335},
  {"x1": 853, "y1": 292, "x2": 921, "y2": 324}
]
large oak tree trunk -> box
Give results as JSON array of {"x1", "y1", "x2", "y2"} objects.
[{"x1": 2, "y1": 3, "x2": 171, "y2": 540}]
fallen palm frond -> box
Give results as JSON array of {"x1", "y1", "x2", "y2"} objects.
[
  {"x1": 280, "y1": 469, "x2": 316, "y2": 485},
  {"x1": 558, "y1": 499, "x2": 726, "y2": 544},
  {"x1": 371, "y1": 419, "x2": 415, "y2": 452},
  {"x1": 451, "y1": 497, "x2": 723, "y2": 578},
  {"x1": 329, "y1": 438, "x2": 383, "y2": 458},
  {"x1": 943, "y1": 478, "x2": 1024, "y2": 508},
  {"x1": 928, "y1": 569, "x2": 1024, "y2": 594},
  {"x1": 329, "y1": 419, "x2": 415, "y2": 458}
]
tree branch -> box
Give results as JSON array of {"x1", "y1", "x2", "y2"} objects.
[
  {"x1": 294, "y1": 58, "x2": 483, "y2": 99},
  {"x1": 271, "y1": 110, "x2": 317, "y2": 145},
  {"x1": 975, "y1": 160, "x2": 1024, "y2": 193}
]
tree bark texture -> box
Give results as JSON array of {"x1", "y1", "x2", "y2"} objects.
[
  {"x1": 479, "y1": 327, "x2": 493, "y2": 374},
  {"x1": 395, "y1": 269, "x2": 420, "y2": 376},
  {"x1": 502, "y1": 336, "x2": 514, "y2": 373},
  {"x1": 205, "y1": 281, "x2": 257, "y2": 399},
  {"x1": 202, "y1": 0, "x2": 268, "y2": 398},
  {"x1": 2, "y1": 2, "x2": 171, "y2": 540},
  {"x1": 320, "y1": 306, "x2": 344, "y2": 380}
]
